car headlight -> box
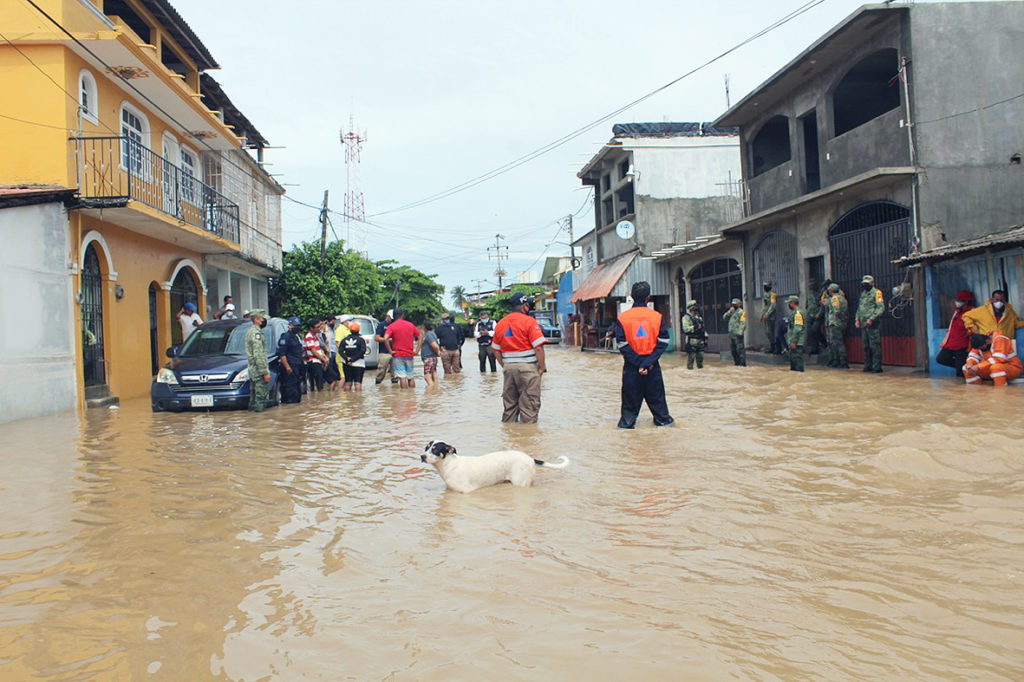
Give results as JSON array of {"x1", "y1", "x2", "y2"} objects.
[
  {"x1": 233, "y1": 367, "x2": 249, "y2": 383},
  {"x1": 156, "y1": 368, "x2": 178, "y2": 385}
]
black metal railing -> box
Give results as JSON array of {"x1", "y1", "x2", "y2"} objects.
[{"x1": 72, "y1": 136, "x2": 240, "y2": 243}]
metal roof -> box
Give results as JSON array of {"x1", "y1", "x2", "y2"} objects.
[
  {"x1": 651, "y1": 235, "x2": 724, "y2": 262},
  {"x1": 570, "y1": 251, "x2": 638, "y2": 302},
  {"x1": 140, "y1": 0, "x2": 219, "y2": 71},
  {"x1": 0, "y1": 186, "x2": 74, "y2": 209},
  {"x1": 895, "y1": 225, "x2": 1024, "y2": 266},
  {"x1": 200, "y1": 74, "x2": 269, "y2": 148}
]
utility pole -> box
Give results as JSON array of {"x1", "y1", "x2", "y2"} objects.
[
  {"x1": 472, "y1": 278, "x2": 487, "y2": 305},
  {"x1": 567, "y1": 213, "x2": 577, "y2": 269},
  {"x1": 319, "y1": 189, "x2": 329, "y2": 278},
  {"x1": 488, "y1": 233, "x2": 508, "y2": 291}
]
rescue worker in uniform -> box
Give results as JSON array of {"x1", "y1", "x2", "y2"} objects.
[
  {"x1": 492, "y1": 292, "x2": 546, "y2": 423},
  {"x1": 681, "y1": 300, "x2": 707, "y2": 370},
  {"x1": 615, "y1": 281, "x2": 674, "y2": 429},
  {"x1": 245, "y1": 309, "x2": 271, "y2": 412},
  {"x1": 722, "y1": 297, "x2": 747, "y2": 366},
  {"x1": 963, "y1": 331, "x2": 1022, "y2": 387},
  {"x1": 855, "y1": 274, "x2": 885, "y2": 373},
  {"x1": 824, "y1": 283, "x2": 849, "y2": 369},
  {"x1": 785, "y1": 295, "x2": 806, "y2": 372},
  {"x1": 474, "y1": 310, "x2": 497, "y2": 372},
  {"x1": 276, "y1": 316, "x2": 305, "y2": 404},
  {"x1": 761, "y1": 281, "x2": 779, "y2": 353}
]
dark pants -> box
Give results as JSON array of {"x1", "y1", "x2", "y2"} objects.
[
  {"x1": 685, "y1": 339, "x2": 705, "y2": 369},
  {"x1": 806, "y1": 316, "x2": 825, "y2": 354},
  {"x1": 789, "y1": 346, "x2": 804, "y2": 372},
  {"x1": 618, "y1": 362, "x2": 674, "y2": 429},
  {"x1": 729, "y1": 334, "x2": 746, "y2": 366},
  {"x1": 479, "y1": 344, "x2": 496, "y2": 372},
  {"x1": 773, "y1": 317, "x2": 788, "y2": 355},
  {"x1": 305, "y1": 362, "x2": 325, "y2": 391},
  {"x1": 936, "y1": 347, "x2": 968, "y2": 377},
  {"x1": 280, "y1": 368, "x2": 302, "y2": 403},
  {"x1": 862, "y1": 324, "x2": 882, "y2": 371}
]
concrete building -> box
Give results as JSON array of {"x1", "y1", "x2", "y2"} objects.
[
  {"x1": 0, "y1": 0, "x2": 284, "y2": 408},
  {"x1": 710, "y1": 1, "x2": 1024, "y2": 367},
  {"x1": 572, "y1": 123, "x2": 742, "y2": 347}
]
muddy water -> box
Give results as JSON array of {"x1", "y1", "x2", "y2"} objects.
[{"x1": 1, "y1": 348, "x2": 1022, "y2": 680}]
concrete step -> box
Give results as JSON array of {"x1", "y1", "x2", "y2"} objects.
[{"x1": 84, "y1": 384, "x2": 119, "y2": 409}]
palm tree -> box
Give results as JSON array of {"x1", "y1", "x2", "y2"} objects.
[{"x1": 450, "y1": 285, "x2": 468, "y2": 309}]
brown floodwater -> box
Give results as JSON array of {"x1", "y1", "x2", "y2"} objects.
[{"x1": 1, "y1": 347, "x2": 1022, "y2": 680}]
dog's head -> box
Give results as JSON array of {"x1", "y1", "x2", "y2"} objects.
[{"x1": 421, "y1": 440, "x2": 456, "y2": 464}]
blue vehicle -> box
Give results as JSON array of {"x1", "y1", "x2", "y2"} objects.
[
  {"x1": 150, "y1": 317, "x2": 287, "y2": 412},
  {"x1": 530, "y1": 311, "x2": 562, "y2": 344}
]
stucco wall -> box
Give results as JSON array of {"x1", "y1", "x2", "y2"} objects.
[{"x1": 0, "y1": 202, "x2": 77, "y2": 424}]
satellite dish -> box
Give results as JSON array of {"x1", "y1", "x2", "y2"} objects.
[{"x1": 616, "y1": 220, "x2": 635, "y2": 240}]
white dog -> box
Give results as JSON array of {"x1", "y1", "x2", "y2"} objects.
[{"x1": 420, "y1": 440, "x2": 570, "y2": 494}]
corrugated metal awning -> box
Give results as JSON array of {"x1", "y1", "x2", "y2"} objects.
[
  {"x1": 611, "y1": 255, "x2": 671, "y2": 298},
  {"x1": 895, "y1": 225, "x2": 1024, "y2": 266},
  {"x1": 570, "y1": 252, "x2": 638, "y2": 302}
]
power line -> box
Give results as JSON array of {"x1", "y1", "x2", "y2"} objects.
[
  {"x1": 914, "y1": 91, "x2": 1024, "y2": 126},
  {"x1": 367, "y1": 0, "x2": 827, "y2": 217}
]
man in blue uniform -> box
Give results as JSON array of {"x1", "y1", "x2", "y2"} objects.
[
  {"x1": 277, "y1": 316, "x2": 305, "y2": 404},
  {"x1": 614, "y1": 281, "x2": 674, "y2": 429}
]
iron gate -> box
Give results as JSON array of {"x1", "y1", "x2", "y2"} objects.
[
  {"x1": 829, "y1": 201, "x2": 915, "y2": 366},
  {"x1": 688, "y1": 258, "x2": 742, "y2": 352},
  {"x1": 754, "y1": 230, "x2": 799, "y2": 295},
  {"x1": 170, "y1": 269, "x2": 199, "y2": 347},
  {"x1": 81, "y1": 244, "x2": 106, "y2": 386}
]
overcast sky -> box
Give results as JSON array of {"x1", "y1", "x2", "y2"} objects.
[{"x1": 170, "y1": 0, "x2": 928, "y2": 304}]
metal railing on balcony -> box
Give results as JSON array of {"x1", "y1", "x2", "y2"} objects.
[{"x1": 72, "y1": 136, "x2": 240, "y2": 243}]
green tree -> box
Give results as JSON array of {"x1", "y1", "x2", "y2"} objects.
[
  {"x1": 469, "y1": 284, "x2": 543, "y2": 319},
  {"x1": 376, "y1": 261, "x2": 445, "y2": 324},
  {"x1": 450, "y1": 285, "x2": 468, "y2": 310},
  {"x1": 280, "y1": 240, "x2": 382, "y2": 322}
]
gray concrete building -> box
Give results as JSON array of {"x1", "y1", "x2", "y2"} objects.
[{"x1": 711, "y1": 1, "x2": 1024, "y2": 368}]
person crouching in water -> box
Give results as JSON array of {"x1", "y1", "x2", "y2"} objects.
[
  {"x1": 963, "y1": 331, "x2": 1022, "y2": 387},
  {"x1": 340, "y1": 321, "x2": 367, "y2": 392},
  {"x1": 615, "y1": 281, "x2": 674, "y2": 429}
]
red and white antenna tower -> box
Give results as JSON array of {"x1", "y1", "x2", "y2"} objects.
[{"x1": 340, "y1": 115, "x2": 367, "y2": 252}]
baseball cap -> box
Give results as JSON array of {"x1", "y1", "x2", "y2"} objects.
[
  {"x1": 224, "y1": 303, "x2": 235, "y2": 311},
  {"x1": 385, "y1": 309, "x2": 394, "y2": 319},
  {"x1": 731, "y1": 298, "x2": 741, "y2": 306},
  {"x1": 339, "y1": 314, "x2": 355, "y2": 323},
  {"x1": 184, "y1": 302, "x2": 197, "y2": 312},
  {"x1": 954, "y1": 289, "x2": 973, "y2": 302},
  {"x1": 509, "y1": 292, "x2": 533, "y2": 307},
  {"x1": 349, "y1": 321, "x2": 361, "y2": 333},
  {"x1": 686, "y1": 299, "x2": 697, "y2": 308},
  {"x1": 862, "y1": 275, "x2": 875, "y2": 284},
  {"x1": 787, "y1": 295, "x2": 799, "y2": 304},
  {"x1": 828, "y1": 283, "x2": 840, "y2": 292},
  {"x1": 249, "y1": 308, "x2": 267, "y2": 318},
  {"x1": 288, "y1": 316, "x2": 301, "y2": 326}
]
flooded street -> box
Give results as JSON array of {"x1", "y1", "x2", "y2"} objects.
[{"x1": 1, "y1": 346, "x2": 1023, "y2": 680}]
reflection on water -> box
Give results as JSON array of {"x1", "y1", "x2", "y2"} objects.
[{"x1": 1, "y1": 348, "x2": 1023, "y2": 680}]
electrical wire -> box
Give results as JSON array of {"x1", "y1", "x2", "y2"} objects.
[
  {"x1": 914, "y1": 91, "x2": 1024, "y2": 126},
  {"x1": 368, "y1": 0, "x2": 827, "y2": 217}
]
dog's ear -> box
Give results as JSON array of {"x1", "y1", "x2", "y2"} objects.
[
  {"x1": 425, "y1": 440, "x2": 434, "y2": 452},
  {"x1": 448, "y1": 445, "x2": 457, "y2": 455}
]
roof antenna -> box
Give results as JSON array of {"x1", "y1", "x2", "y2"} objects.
[{"x1": 724, "y1": 73, "x2": 731, "y2": 109}]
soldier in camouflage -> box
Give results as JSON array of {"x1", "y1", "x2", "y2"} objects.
[
  {"x1": 855, "y1": 274, "x2": 885, "y2": 373},
  {"x1": 722, "y1": 297, "x2": 747, "y2": 366},
  {"x1": 761, "y1": 281, "x2": 779, "y2": 353},
  {"x1": 681, "y1": 300, "x2": 707, "y2": 370},
  {"x1": 785, "y1": 295, "x2": 806, "y2": 372},
  {"x1": 824, "y1": 282, "x2": 849, "y2": 369},
  {"x1": 246, "y1": 308, "x2": 272, "y2": 411}
]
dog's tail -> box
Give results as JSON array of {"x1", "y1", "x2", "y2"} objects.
[{"x1": 534, "y1": 456, "x2": 570, "y2": 469}]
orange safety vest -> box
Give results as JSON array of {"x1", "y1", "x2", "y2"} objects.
[
  {"x1": 990, "y1": 330, "x2": 1023, "y2": 371},
  {"x1": 618, "y1": 306, "x2": 662, "y2": 355}
]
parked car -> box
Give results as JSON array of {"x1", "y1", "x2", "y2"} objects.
[
  {"x1": 337, "y1": 314, "x2": 380, "y2": 368},
  {"x1": 151, "y1": 317, "x2": 287, "y2": 412},
  {"x1": 531, "y1": 311, "x2": 562, "y2": 344}
]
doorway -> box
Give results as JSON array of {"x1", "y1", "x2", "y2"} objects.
[
  {"x1": 149, "y1": 282, "x2": 159, "y2": 375},
  {"x1": 169, "y1": 268, "x2": 199, "y2": 347},
  {"x1": 81, "y1": 243, "x2": 106, "y2": 387}
]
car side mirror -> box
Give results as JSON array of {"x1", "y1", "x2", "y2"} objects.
[{"x1": 166, "y1": 347, "x2": 177, "y2": 358}]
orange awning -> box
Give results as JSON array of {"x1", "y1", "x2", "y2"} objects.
[{"x1": 570, "y1": 251, "x2": 638, "y2": 303}]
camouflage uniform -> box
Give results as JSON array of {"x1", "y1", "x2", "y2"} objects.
[
  {"x1": 856, "y1": 275, "x2": 885, "y2": 373},
  {"x1": 761, "y1": 284, "x2": 779, "y2": 353},
  {"x1": 785, "y1": 296, "x2": 805, "y2": 372},
  {"x1": 681, "y1": 301, "x2": 706, "y2": 369},
  {"x1": 825, "y1": 284, "x2": 849, "y2": 368},
  {"x1": 246, "y1": 310, "x2": 271, "y2": 411},
  {"x1": 804, "y1": 284, "x2": 824, "y2": 354},
  {"x1": 722, "y1": 298, "x2": 747, "y2": 366}
]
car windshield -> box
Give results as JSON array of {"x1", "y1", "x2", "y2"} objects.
[{"x1": 178, "y1": 324, "x2": 248, "y2": 357}]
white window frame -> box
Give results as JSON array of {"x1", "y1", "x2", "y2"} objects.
[
  {"x1": 78, "y1": 69, "x2": 99, "y2": 124},
  {"x1": 161, "y1": 132, "x2": 180, "y2": 214},
  {"x1": 119, "y1": 102, "x2": 151, "y2": 178},
  {"x1": 180, "y1": 146, "x2": 199, "y2": 205}
]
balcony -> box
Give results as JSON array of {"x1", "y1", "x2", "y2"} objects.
[{"x1": 72, "y1": 135, "x2": 240, "y2": 244}]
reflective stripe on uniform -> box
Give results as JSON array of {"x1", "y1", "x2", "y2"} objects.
[
  {"x1": 965, "y1": 376, "x2": 981, "y2": 383},
  {"x1": 991, "y1": 371, "x2": 1007, "y2": 377}
]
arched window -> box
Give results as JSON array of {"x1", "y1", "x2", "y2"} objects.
[
  {"x1": 119, "y1": 102, "x2": 150, "y2": 175},
  {"x1": 79, "y1": 69, "x2": 98, "y2": 124},
  {"x1": 750, "y1": 116, "x2": 791, "y2": 177},
  {"x1": 832, "y1": 49, "x2": 901, "y2": 136},
  {"x1": 688, "y1": 258, "x2": 742, "y2": 336}
]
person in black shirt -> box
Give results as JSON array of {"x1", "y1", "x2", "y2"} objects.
[
  {"x1": 436, "y1": 313, "x2": 464, "y2": 375},
  {"x1": 277, "y1": 316, "x2": 305, "y2": 404},
  {"x1": 474, "y1": 310, "x2": 497, "y2": 372}
]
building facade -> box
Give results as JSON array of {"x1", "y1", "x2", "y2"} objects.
[{"x1": 0, "y1": 0, "x2": 283, "y2": 408}]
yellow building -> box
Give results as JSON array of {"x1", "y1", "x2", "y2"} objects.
[{"x1": 0, "y1": 0, "x2": 284, "y2": 407}]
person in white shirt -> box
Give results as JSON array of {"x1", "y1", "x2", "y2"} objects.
[{"x1": 177, "y1": 302, "x2": 203, "y2": 340}]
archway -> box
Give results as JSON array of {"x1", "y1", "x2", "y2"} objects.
[
  {"x1": 688, "y1": 258, "x2": 742, "y2": 352},
  {"x1": 169, "y1": 267, "x2": 200, "y2": 347},
  {"x1": 81, "y1": 243, "x2": 106, "y2": 386}
]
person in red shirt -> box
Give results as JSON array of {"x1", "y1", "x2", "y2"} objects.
[
  {"x1": 935, "y1": 289, "x2": 974, "y2": 377},
  {"x1": 614, "y1": 281, "x2": 674, "y2": 429},
  {"x1": 383, "y1": 308, "x2": 421, "y2": 389},
  {"x1": 492, "y1": 292, "x2": 546, "y2": 423}
]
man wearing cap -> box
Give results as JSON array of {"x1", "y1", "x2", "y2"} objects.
[
  {"x1": 277, "y1": 316, "x2": 305, "y2": 404},
  {"x1": 436, "y1": 313, "x2": 464, "y2": 375},
  {"x1": 615, "y1": 281, "x2": 674, "y2": 429},
  {"x1": 680, "y1": 300, "x2": 707, "y2": 370},
  {"x1": 245, "y1": 309, "x2": 272, "y2": 412},
  {"x1": 474, "y1": 310, "x2": 497, "y2": 372},
  {"x1": 785, "y1": 295, "x2": 806, "y2": 372},
  {"x1": 723, "y1": 297, "x2": 747, "y2": 366},
  {"x1": 374, "y1": 310, "x2": 397, "y2": 385},
  {"x1": 492, "y1": 292, "x2": 546, "y2": 423},
  {"x1": 176, "y1": 301, "x2": 203, "y2": 341},
  {"x1": 935, "y1": 290, "x2": 975, "y2": 376},
  {"x1": 855, "y1": 274, "x2": 885, "y2": 373},
  {"x1": 761, "y1": 281, "x2": 779, "y2": 353},
  {"x1": 824, "y1": 282, "x2": 849, "y2": 369}
]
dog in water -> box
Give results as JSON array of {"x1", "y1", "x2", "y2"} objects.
[{"x1": 420, "y1": 440, "x2": 570, "y2": 493}]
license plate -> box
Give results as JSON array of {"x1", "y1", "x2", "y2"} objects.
[{"x1": 190, "y1": 395, "x2": 214, "y2": 408}]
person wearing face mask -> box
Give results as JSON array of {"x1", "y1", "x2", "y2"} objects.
[
  {"x1": 760, "y1": 281, "x2": 779, "y2": 353},
  {"x1": 962, "y1": 289, "x2": 1024, "y2": 339},
  {"x1": 962, "y1": 331, "x2": 1022, "y2": 387},
  {"x1": 785, "y1": 295, "x2": 806, "y2": 372},
  {"x1": 277, "y1": 316, "x2": 305, "y2": 404},
  {"x1": 935, "y1": 290, "x2": 975, "y2": 376},
  {"x1": 855, "y1": 274, "x2": 885, "y2": 373},
  {"x1": 245, "y1": 309, "x2": 272, "y2": 412}
]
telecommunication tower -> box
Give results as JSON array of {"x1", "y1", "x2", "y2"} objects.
[{"x1": 339, "y1": 115, "x2": 367, "y2": 252}]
